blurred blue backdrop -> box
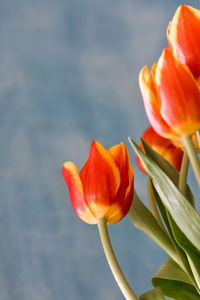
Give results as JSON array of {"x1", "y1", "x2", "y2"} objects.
[{"x1": 1, "y1": 0, "x2": 200, "y2": 299}]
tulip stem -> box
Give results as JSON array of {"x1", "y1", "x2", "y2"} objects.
[
  {"x1": 97, "y1": 218, "x2": 138, "y2": 300},
  {"x1": 178, "y1": 151, "x2": 189, "y2": 196},
  {"x1": 147, "y1": 176, "x2": 166, "y2": 231},
  {"x1": 197, "y1": 130, "x2": 200, "y2": 149},
  {"x1": 182, "y1": 135, "x2": 200, "y2": 188}
]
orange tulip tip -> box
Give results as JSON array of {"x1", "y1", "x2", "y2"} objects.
[{"x1": 168, "y1": 4, "x2": 200, "y2": 78}]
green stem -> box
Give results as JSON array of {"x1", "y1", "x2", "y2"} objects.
[
  {"x1": 178, "y1": 151, "x2": 189, "y2": 196},
  {"x1": 97, "y1": 218, "x2": 138, "y2": 300},
  {"x1": 197, "y1": 130, "x2": 200, "y2": 149},
  {"x1": 182, "y1": 135, "x2": 200, "y2": 188},
  {"x1": 147, "y1": 177, "x2": 165, "y2": 231}
]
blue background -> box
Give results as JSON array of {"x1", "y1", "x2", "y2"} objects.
[{"x1": 1, "y1": 0, "x2": 200, "y2": 299}]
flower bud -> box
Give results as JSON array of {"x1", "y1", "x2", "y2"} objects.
[
  {"x1": 139, "y1": 48, "x2": 200, "y2": 139},
  {"x1": 63, "y1": 141, "x2": 134, "y2": 224}
]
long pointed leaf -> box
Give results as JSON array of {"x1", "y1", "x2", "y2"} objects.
[
  {"x1": 141, "y1": 139, "x2": 195, "y2": 206},
  {"x1": 152, "y1": 258, "x2": 200, "y2": 300},
  {"x1": 167, "y1": 212, "x2": 200, "y2": 291},
  {"x1": 129, "y1": 138, "x2": 200, "y2": 254},
  {"x1": 151, "y1": 181, "x2": 195, "y2": 285},
  {"x1": 129, "y1": 192, "x2": 183, "y2": 269},
  {"x1": 144, "y1": 147, "x2": 197, "y2": 285}
]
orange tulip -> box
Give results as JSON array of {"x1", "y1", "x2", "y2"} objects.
[
  {"x1": 136, "y1": 127, "x2": 184, "y2": 174},
  {"x1": 139, "y1": 48, "x2": 200, "y2": 140},
  {"x1": 62, "y1": 141, "x2": 134, "y2": 225},
  {"x1": 167, "y1": 5, "x2": 200, "y2": 79}
]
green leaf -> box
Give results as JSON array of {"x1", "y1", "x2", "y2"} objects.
[
  {"x1": 167, "y1": 212, "x2": 200, "y2": 291},
  {"x1": 141, "y1": 139, "x2": 195, "y2": 207},
  {"x1": 129, "y1": 192, "x2": 183, "y2": 269},
  {"x1": 144, "y1": 150, "x2": 197, "y2": 286},
  {"x1": 150, "y1": 182, "x2": 174, "y2": 238},
  {"x1": 129, "y1": 138, "x2": 200, "y2": 254},
  {"x1": 152, "y1": 258, "x2": 200, "y2": 300},
  {"x1": 148, "y1": 178, "x2": 177, "y2": 245},
  {"x1": 141, "y1": 138, "x2": 178, "y2": 185},
  {"x1": 139, "y1": 287, "x2": 166, "y2": 300},
  {"x1": 150, "y1": 181, "x2": 195, "y2": 284}
]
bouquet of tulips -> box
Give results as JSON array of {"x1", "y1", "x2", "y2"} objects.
[{"x1": 62, "y1": 4, "x2": 200, "y2": 300}]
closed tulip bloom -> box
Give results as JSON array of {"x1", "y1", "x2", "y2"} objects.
[
  {"x1": 136, "y1": 127, "x2": 184, "y2": 174},
  {"x1": 62, "y1": 141, "x2": 134, "y2": 225},
  {"x1": 139, "y1": 48, "x2": 200, "y2": 140},
  {"x1": 167, "y1": 5, "x2": 200, "y2": 79}
]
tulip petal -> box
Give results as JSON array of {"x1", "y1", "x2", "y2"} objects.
[
  {"x1": 156, "y1": 49, "x2": 200, "y2": 136},
  {"x1": 168, "y1": 5, "x2": 200, "y2": 78},
  {"x1": 163, "y1": 146, "x2": 184, "y2": 172},
  {"x1": 136, "y1": 142, "x2": 147, "y2": 174},
  {"x1": 142, "y1": 127, "x2": 172, "y2": 153},
  {"x1": 136, "y1": 127, "x2": 183, "y2": 173},
  {"x1": 122, "y1": 163, "x2": 134, "y2": 214},
  {"x1": 139, "y1": 65, "x2": 180, "y2": 139},
  {"x1": 107, "y1": 143, "x2": 133, "y2": 223},
  {"x1": 136, "y1": 127, "x2": 171, "y2": 173},
  {"x1": 109, "y1": 142, "x2": 129, "y2": 195},
  {"x1": 79, "y1": 141, "x2": 121, "y2": 222},
  {"x1": 62, "y1": 162, "x2": 96, "y2": 224}
]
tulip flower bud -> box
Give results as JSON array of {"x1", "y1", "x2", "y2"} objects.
[
  {"x1": 139, "y1": 48, "x2": 200, "y2": 140},
  {"x1": 136, "y1": 127, "x2": 184, "y2": 174},
  {"x1": 62, "y1": 141, "x2": 134, "y2": 224},
  {"x1": 167, "y1": 5, "x2": 200, "y2": 79}
]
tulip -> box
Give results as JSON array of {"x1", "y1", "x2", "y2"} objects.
[
  {"x1": 167, "y1": 5, "x2": 200, "y2": 79},
  {"x1": 139, "y1": 48, "x2": 200, "y2": 140},
  {"x1": 62, "y1": 141, "x2": 134, "y2": 225},
  {"x1": 63, "y1": 141, "x2": 137, "y2": 299},
  {"x1": 136, "y1": 127, "x2": 184, "y2": 174}
]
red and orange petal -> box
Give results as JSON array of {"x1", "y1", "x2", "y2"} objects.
[
  {"x1": 136, "y1": 127, "x2": 184, "y2": 173},
  {"x1": 104, "y1": 165, "x2": 134, "y2": 225},
  {"x1": 109, "y1": 143, "x2": 129, "y2": 200},
  {"x1": 79, "y1": 141, "x2": 121, "y2": 220},
  {"x1": 164, "y1": 145, "x2": 184, "y2": 172},
  {"x1": 135, "y1": 143, "x2": 147, "y2": 174},
  {"x1": 108, "y1": 144, "x2": 134, "y2": 224},
  {"x1": 120, "y1": 163, "x2": 134, "y2": 215},
  {"x1": 167, "y1": 5, "x2": 200, "y2": 78},
  {"x1": 142, "y1": 127, "x2": 173, "y2": 153},
  {"x1": 139, "y1": 65, "x2": 180, "y2": 140},
  {"x1": 155, "y1": 48, "x2": 200, "y2": 136},
  {"x1": 62, "y1": 162, "x2": 96, "y2": 224}
]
